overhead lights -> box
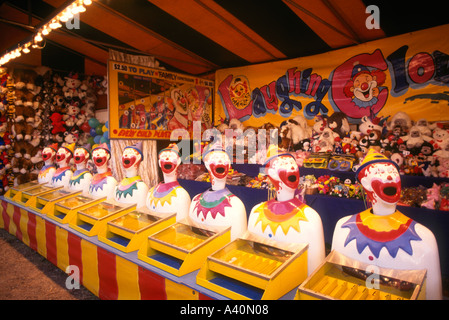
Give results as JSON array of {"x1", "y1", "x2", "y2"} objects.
[{"x1": 0, "y1": 0, "x2": 94, "y2": 66}]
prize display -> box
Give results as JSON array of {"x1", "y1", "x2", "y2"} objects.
[
  {"x1": 88, "y1": 143, "x2": 117, "y2": 201},
  {"x1": 331, "y1": 149, "x2": 443, "y2": 300},
  {"x1": 68, "y1": 145, "x2": 93, "y2": 196},
  {"x1": 146, "y1": 143, "x2": 191, "y2": 221},
  {"x1": 114, "y1": 141, "x2": 149, "y2": 209}
]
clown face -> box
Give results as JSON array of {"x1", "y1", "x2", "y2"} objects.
[
  {"x1": 158, "y1": 150, "x2": 180, "y2": 175},
  {"x1": 92, "y1": 148, "x2": 110, "y2": 168},
  {"x1": 205, "y1": 151, "x2": 230, "y2": 180},
  {"x1": 351, "y1": 72, "x2": 379, "y2": 102},
  {"x1": 55, "y1": 147, "x2": 72, "y2": 165},
  {"x1": 267, "y1": 155, "x2": 300, "y2": 191},
  {"x1": 171, "y1": 88, "x2": 188, "y2": 114},
  {"x1": 42, "y1": 147, "x2": 56, "y2": 163},
  {"x1": 359, "y1": 162, "x2": 401, "y2": 205},
  {"x1": 74, "y1": 148, "x2": 89, "y2": 166},
  {"x1": 122, "y1": 147, "x2": 141, "y2": 170}
]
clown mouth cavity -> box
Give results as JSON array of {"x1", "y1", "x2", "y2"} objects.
[
  {"x1": 124, "y1": 159, "x2": 131, "y2": 165},
  {"x1": 215, "y1": 167, "x2": 225, "y2": 174},
  {"x1": 75, "y1": 156, "x2": 81, "y2": 162},
  {"x1": 95, "y1": 158, "x2": 103, "y2": 164},
  {"x1": 288, "y1": 175, "x2": 297, "y2": 183},
  {"x1": 383, "y1": 186, "x2": 397, "y2": 196},
  {"x1": 164, "y1": 164, "x2": 173, "y2": 170}
]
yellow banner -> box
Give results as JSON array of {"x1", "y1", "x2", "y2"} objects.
[
  {"x1": 214, "y1": 24, "x2": 449, "y2": 127},
  {"x1": 108, "y1": 61, "x2": 214, "y2": 140}
]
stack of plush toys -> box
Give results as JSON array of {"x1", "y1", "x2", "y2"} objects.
[
  {"x1": 216, "y1": 112, "x2": 449, "y2": 179},
  {"x1": 0, "y1": 66, "x2": 106, "y2": 194}
]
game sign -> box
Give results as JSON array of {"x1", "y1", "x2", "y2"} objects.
[{"x1": 108, "y1": 60, "x2": 214, "y2": 140}]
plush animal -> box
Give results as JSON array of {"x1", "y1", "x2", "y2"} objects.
[
  {"x1": 429, "y1": 127, "x2": 449, "y2": 151},
  {"x1": 437, "y1": 157, "x2": 449, "y2": 178},
  {"x1": 433, "y1": 140, "x2": 449, "y2": 158},
  {"x1": 415, "y1": 118, "x2": 433, "y2": 137},
  {"x1": 312, "y1": 115, "x2": 328, "y2": 138},
  {"x1": 280, "y1": 117, "x2": 310, "y2": 150},
  {"x1": 400, "y1": 125, "x2": 431, "y2": 152},
  {"x1": 49, "y1": 112, "x2": 66, "y2": 134},
  {"x1": 313, "y1": 127, "x2": 339, "y2": 153},
  {"x1": 328, "y1": 112, "x2": 350, "y2": 138},
  {"x1": 387, "y1": 111, "x2": 412, "y2": 133},
  {"x1": 63, "y1": 73, "x2": 82, "y2": 100}
]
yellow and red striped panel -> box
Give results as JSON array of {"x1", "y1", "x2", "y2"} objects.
[{"x1": 0, "y1": 200, "x2": 213, "y2": 300}]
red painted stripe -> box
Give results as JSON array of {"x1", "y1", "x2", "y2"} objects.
[
  {"x1": 138, "y1": 266, "x2": 167, "y2": 300},
  {"x1": 12, "y1": 206, "x2": 22, "y2": 241},
  {"x1": 67, "y1": 232, "x2": 83, "y2": 285},
  {"x1": 97, "y1": 247, "x2": 118, "y2": 300},
  {"x1": 27, "y1": 212, "x2": 37, "y2": 251},
  {"x1": 45, "y1": 221, "x2": 57, "y2": 265},
  {"x1": 199, "y1": 292, "x2": 214, "y2": 300},
  {"x1": 1, "y1": 200, "x2": 10, "y2": 231}
]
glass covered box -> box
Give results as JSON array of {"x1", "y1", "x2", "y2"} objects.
[
  {"x1": 138, "y1": 221, "x2": 231, "y2": 277},
  {"x1": 15, "y1": 185, "x2": 63, "y2": 207},
  {"x1": 296, "y1": 251, "x2": 427, "y2": 300},
  {"x1": 69, "y1": 200, "x2": 136, "y2": 237},
  {"x1": 4, "y1": 180, "x2": 44, "y2": 201},
  {"x1": 46, "y1": 194, "x2": 106, "y2": 224},
  {"x1": 196, "y1": 235, "x2": 308, "y2": 300},
  {"x1": 34, "y1": 189, "x2": 82, "y2": 215},
  {"x1": 98, "y1": 208, "x2": 176, "y2": 253}
]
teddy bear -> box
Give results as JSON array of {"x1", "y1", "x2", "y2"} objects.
[
  {"x1": 49, "y1": 112, "x2": 66, "y2": 134},
  {"x1": 433, "y1": 139, "x2": 449, "y2": 158},
  {"x1": 64, "y1": 102, "x2": 82, "y2": 128},
  {"x1": 429, "y1": 127, "x2": 449, "y2": 151},
  {"x1": 279, "y1": 116, "x2": 311, "y2": 150},
  {"x1": 437, "y1": 157, "x2": 449, "y2": 178}
]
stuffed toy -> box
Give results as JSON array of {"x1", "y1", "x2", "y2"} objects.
[
  {"x1": 399, "y1": 125, "x2": 431, "y2": 152},
  {"x1": 313, "y1": 127, "x2": 339, "y2": 153},
  {"x1": 433, "y1": 139, "x2": 449, "y2": 158},
  {"x1": 328, "y1": 112, "x2": 350, "y2": 138},
  {"x1": 421, "y1": 183, "x2": 441, "y2": 210},
  {"x1": 63, "y1": 73, "x2": 82, "y2": 101},
  {"x1": 437, "y1": 157, "x2": 449, "y2": 178},
  {"x1": 49, "y1": 112, "x2": 66, "y2": 134},
  {"x1": 415, "y1": 118, "x2": 433, "y2": 137},
  {"x1": 429, "y1": 127, "x2": 449, "y2": 151},
  {"x1": 64, "y1": 102, "x2": 82, "y2": 128},
  {"x1": 387, "y1": 111, "x2": 412, "y2": 134},
  {"x1": 279, "y1": 117, "x2": 310, "y2": 150},
  {"x1": 312, "y1": 115, "x2": 328, "y2": 138}
]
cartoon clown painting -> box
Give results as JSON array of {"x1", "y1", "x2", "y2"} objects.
[
  {"x1": 51, "y1": 143, "x2": 75, "y2": 188},
  {"x1": 88, "y1": 143, "x2": 117, "y2": 201},
  {"x1": 247, "y1": 145, "x2": 325, "y2": 275},
  {"x1": 332, "y1": 149, "x2": 442, "y2": 300},
  {"x1": 38, "y1": 143, "x2": 58, "y2": 185},
  {"x1": 343, "y1": 63, "x2": 387, "y2": 109},
  {"x1": 146, "y1": 143, "x2": 191, "y2": 221},
  {"x1": 114, "y1": 142, "x2": 149, "y2": 209},
  {"x1": 188, "y1": 142, "x2": 247, "y2": 241}
]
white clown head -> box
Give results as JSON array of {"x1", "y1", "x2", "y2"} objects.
[
  {"x1": 264, "y1": 145, "x2": 300, "y2": 202},
  {"x1": 122, "y1": 141, "x2": 143, "y2": 177},
  {"x1": 73, "y1": 145, "x2": 90, "y2": 169},
  {"x1": 55, "y1": 143, "x2": 75, "y2": 168},
  {"x1": 42, "y1": 143, "x2": 58, "y2": 165},
  {"x1": 158, "y1": 143, "x2": 181, "y2": 183},
  {"x1": 92, "y1": 143, "x2": 111, "y2": 172},
  {"x1": 203, "y1": 143, "x2": 231, "y2": 191},
  {"x1": 356, "y1": 149, "x2": 401, "y2": 215}
]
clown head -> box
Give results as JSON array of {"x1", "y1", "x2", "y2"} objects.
[
  {"x1": 203, "y1": 143, "x2": 230, "y2": 190},
  {"x1": 92, "y1": 143, "x2": 111, "y2": 171},
  {"x1": 171, "y1": 88, "x2": 188, "y2": 115},
  {"x1": 344, "y1": 64, "x2": 386, "y2": 108},
  {"x1": 356, "y1": 149, "x2": 401, "y2": 215},
  {"x1": 55, "y1": 143, "x2": 75, "y2": 167},
  {"x1": 74, "y1": 145, "x2": 90, "y2": 168},
  {"x1": 42, "y1": 143, "x2": 58, "y2": 165},
  {"x1": 122, "y1": 142, "x2": 143, "y2": 176},
  {"x1": 158, "y1": 143, "x2": 181, "y2": 182},
  {"x1": 265, "y1": 145, "x2": 299, "y2": 201}
]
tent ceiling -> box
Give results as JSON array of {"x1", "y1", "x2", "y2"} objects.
[{"x1": 1, "y1": 0, "x2": 449, "y2": 77}]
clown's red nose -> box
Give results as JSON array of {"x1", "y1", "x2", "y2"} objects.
[
  {"x1": 387, "y1": 175, "x2": 393, "y2": 180},
  {"x1": 361, "y1": 82, "x2": 369, "y2": 91}
]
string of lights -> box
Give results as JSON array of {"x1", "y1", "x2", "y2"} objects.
[{"x1": 0, "y1": 0, "x2": 93, "y2": 66}]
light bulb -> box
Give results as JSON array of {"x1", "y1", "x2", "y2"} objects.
[
  {"x1": 42, "y1": 28, "x2": 49, "y2": 35},
  {"x1": 23, "y1": 47, "x2": 30, "y2": 54},
  {"x1": 83, "y1": 0, "x2": 92, "y2": 6},
  {"x1": 34, "y1": 33, "x2": 43, "y2": 42}
]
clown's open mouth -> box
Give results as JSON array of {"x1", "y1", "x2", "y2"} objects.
[
  {"x1": 361, "y1": 88, "x2": 370, "y2": 99},
  {"x1": 288, "y1": 174, "x2": 297, "y2": 183},
  {"x1": 383, "y1": 186, "x2": 397, "y2": 196},
  {"x1": 164, "y1": 164, "x2": 173, "y2": 170},
  {"x1": 210, "y1": 163, "x2": 228, "y2": 179},
  {"x1": 124, "y1": 159, "x2": 131, "y2": 165}
]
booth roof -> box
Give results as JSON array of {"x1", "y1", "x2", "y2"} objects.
[{"x1": 1, "y1": 0, "x2": 449, "y2": 76}]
